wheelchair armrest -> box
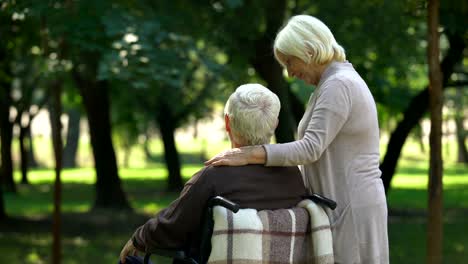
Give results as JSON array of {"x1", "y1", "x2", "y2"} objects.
[
  {"x1": 144, "y1": 196, "x2": 239, "y2": 264},
  {"x1": 208, "y1": 196, "x2": 240, "y2": 213},
  {"x1": 303, "y1": 194, "x2": 337, "y2": 210}
]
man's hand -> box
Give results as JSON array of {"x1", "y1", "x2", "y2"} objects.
[
  {"x1": 204, "y1": 146, "x2": 266, "y2": 167},
  {"x1": 120, "y1": 239, "x2": 138, "y2": 263}
]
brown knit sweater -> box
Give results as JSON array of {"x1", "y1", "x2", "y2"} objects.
[{"x1": 131, "y1": 164, "x2": 307, "y2": 255}]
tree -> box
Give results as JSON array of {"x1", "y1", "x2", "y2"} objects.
[
  {"x1": 249, "y1": 0, "x2": 297, "y2": 143},
  {"x1": 62, "y1": 108, "x2": 81, "y2": 168},
  {"x1": 0, "y1": 85, "x2": 15, "y2": 193},
  {"x1": 288, "y1": 0, "x2": 466, "y2": 193},
  {"x1": 49, "y1": 78, "x2": 63, "y2": 264},
  {"x1": 2, "y1": 0, "x2": 133, "y2": 209},
  {"x1": 427, "y1": 1, "x2": 443, "y2": 263},
  {"x1": 0, "y1": 7, "x2": 16, "y2": 193},
  {"x1": 71, "y1": 72, "x2": 130, "y2": 209},
  {"x1": 0, "y1": 186, "x2": 5, "y2": 221},
  {"x1": 12, "y1": 58, "x2": 48, "y2": 184},
  {"x1": 44, "y1": 0, "x2": 131, "y2": 209},
  {"x1": 101, "y1": 5, "x2": 227, "y2": 190},
  {"x1": 187, "y1": 0, "x2": 298, "y2": 142},
  {"x1": 160, "y1": 1, "x2": 465, "y2": 193},
  {"x1": 451, "y1": 88, "x2": 468, "y2": 164},
  {"x1": 380, "y1": 0, "x2": 467, "y2": 191},
  {"x1": 0, "y1": 83, "x2": 8, "y2": 217},
  {"x1": 62, "y1": 89, "x2": 83, "y2": 169},
  {"x1": 193, "y1": 0, "x2": 431, "y2": 150},
  {"x1": 27, "y1": 124, "x2": 40, "y2": 168}
]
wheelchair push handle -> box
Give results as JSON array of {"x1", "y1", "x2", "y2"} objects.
[
  {"x1": 304, "y1": 193, "x2": 337, "y2": 210},
  {"x1": 208, "y1": 196, "x2": 240, "y2": 213}
]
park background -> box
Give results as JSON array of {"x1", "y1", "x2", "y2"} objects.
[{"x1": 0, "y1": 0, "x2": 467, "y2": 263}]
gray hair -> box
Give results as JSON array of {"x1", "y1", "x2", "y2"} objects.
[
  {"x1": 224, "y1": 84, "x2": 280, "y2": 146},
  {"x1": 274, "y1": 15, "x2": 346, "y2": 66}
]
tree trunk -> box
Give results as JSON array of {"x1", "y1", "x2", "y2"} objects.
[
  {"x1": 0, "y1": 185, "x2": 6, "y2": 221},
  {"x1": 157, "y1": 102, "x2": 183, "y2": 192},
  {"x1": 252, "y1": 59, "x2": 296, "y2": 143},
  {"x1": 63, "y1": 108, "x2": 81, "y2": 168},
  {"x1": 122, "y1": 146, "x2": 131, "y2": 168},
  {"x1": 73, "y1": 72, "x2": 131, "y2": 210},
  {"x1": 0, "y1": 86, "x2": 16, "y2": 193},
  {"x1": 454, "y1": 89, "x2": 467, "y2": 164},
  {"x1": 455, "y1": 117, "x2": 467, "y2": 164},
  {"x1": 50, "y1": 80, "x2": 63, "y2": 264},
  {"x1": 144, "y1": 140, "x2": 156, "y2": 163},
  {"x1": 26, "y1": 125, "x2": 40, "y2": 168},
  {"x1": 380, "y1": 33, "x2": 465, "y2": 193},
  {"x1": 415, "y1": 123, "x2": 426, "y2": 154},
  {"x1": 0, "y1": 13, "x2": 15, "y2": 193},
  {"x1": 427, "y1": 0, "x2": 443, "y2": 263},
  {"x1": 250, "y1": 0, "x2": 296, "y2": 143},
  {"x1": 19, "y1": 122, "x2": 29, "y2": 184},
  {"x1": 288, "y1": 89, "x2": 306, "y2": 125}
]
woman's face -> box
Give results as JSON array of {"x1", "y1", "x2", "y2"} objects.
[{"x1": 276, "y1": 51, "x2": 322, "y2": 85}]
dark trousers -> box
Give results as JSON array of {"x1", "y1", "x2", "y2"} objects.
[
  {"x1": 119, "y1": 255, "x2": 190, "y2": 264},
  {"x1": 119, "y1": 256, "x2": 153, "y2": 264}
]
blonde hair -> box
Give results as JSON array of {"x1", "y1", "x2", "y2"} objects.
[
  {"x1": 224, "y1": 84, "x2": 280, "y2": 145},
  {"x1": 274, "y1": 15, "x2": 346, "y2": 66}
]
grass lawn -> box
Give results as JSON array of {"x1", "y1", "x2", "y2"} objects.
[{"x1": 1, "y1": 138, "x2": 468, "y2": 263}]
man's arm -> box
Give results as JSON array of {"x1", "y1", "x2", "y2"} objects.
[{"x1": 130, "y1": 167, "x2": 214, "y2": 252}]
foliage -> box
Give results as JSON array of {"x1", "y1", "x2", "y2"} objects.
[
  {"x1": 3, "y1": 0, "x2": 83, "y2": 120},
  {"x1": 292, "y1": 1, "x2": 428, "y2": 128},
  {"x1": 99, "y1": 4, "x2": 228, "y2": 128}
]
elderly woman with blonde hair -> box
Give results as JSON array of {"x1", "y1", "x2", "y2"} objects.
[{"x1": 206, "y1": 15, "x2": 389, "y2": 264}]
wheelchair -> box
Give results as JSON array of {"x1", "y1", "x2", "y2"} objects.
[{"x1": 143, "y1": 194, "x2": 337, "y2": 264}]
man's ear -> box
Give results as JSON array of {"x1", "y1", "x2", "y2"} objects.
[{"x1": 224, "y1": 114, "x2": 231, "y2": 132}]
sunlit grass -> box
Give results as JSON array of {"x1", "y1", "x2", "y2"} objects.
[
  {"x1": 13, "y1": 165, "x2": 204, "y2": 184},
  {"x1": 8, "y1": 164, "x2": 202, "y2": 216},
  {"x1": 384, "y1": 137, "x2": 468, "y2": 209},
  {"x1": 392, "y1": 174, "x2": 468, "y2": 189},
  {"x1": 4, "y1": 136, "x2": 468, "y2": 263}
]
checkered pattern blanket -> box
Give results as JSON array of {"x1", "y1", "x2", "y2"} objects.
[{"x1": 207, "y1": 199, "x2": 334, "y2": 264}]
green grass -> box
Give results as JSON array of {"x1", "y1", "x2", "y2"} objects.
[
  {"x1": 7, "y1": 165, "x2": 202, "y2": 216},
  {"x1": 0, "y1": 231, "x2": 175, "y2": 264},
  {"x1": 389, "y1": 219, "x2": 468, "y2": 263},
  {"x1": 382, "y1": 136, "x2": 468, "y2": 210},
  {"x1": 2, "y1": 137, "x2": 468, "y2": 263},
  {"x1": 384, "y1": 139, "x2": 468, "y2": 263}
]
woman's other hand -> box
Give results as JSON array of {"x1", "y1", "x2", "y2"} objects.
[
  {"x1": 119, "y1": 239, "x2": 138, "y2": 263},
  {"x1": 204, "y1": 146, "x2": 266, "y2": 166}
]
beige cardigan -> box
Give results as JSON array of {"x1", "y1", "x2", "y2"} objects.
[{"x1": 264, "y1": 61, "x2": 389, "y2": 264}]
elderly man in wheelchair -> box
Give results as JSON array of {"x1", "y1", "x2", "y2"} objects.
[{"x1": 119, "y1": 83, "x2": 336, "y2": 264}]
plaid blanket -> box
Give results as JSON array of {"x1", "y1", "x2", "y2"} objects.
[{"x1": 208, "y1": 199, "x2": 334, "y2": 264}]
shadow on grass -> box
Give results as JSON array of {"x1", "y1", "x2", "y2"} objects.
[
  {"x1": 396, "y1": 165, "x2": 466, "y2": 176},
  {"x1": 388, "y1": 186, "x2": 468, "y2": 210},
  {"x1": 389, "y1": 218, "x2": 468, "y2": 263},
  {"x1": 2, "y1": 178, "x2": 468, "y2": 263},
  {"x1": 1, "y1": 178, "x2": 178, "y2": 263},
  {"x1": 4, "y1": 179, "x2": 181, "y2": 219},
  {"x1": 387, "y1": 185, "x2": 468, "y2": 263}
]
